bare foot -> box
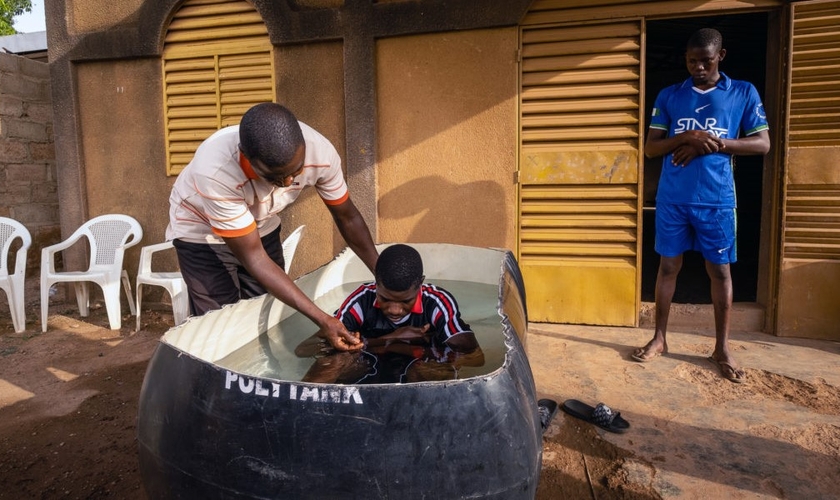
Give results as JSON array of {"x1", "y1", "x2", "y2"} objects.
[{"x1": 631, "y1": 339, "x2": 668, "y2": 363}]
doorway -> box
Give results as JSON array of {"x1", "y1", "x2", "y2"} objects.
[{"x1": 641, "y1": 13, "x2": 769, "y2": 304}]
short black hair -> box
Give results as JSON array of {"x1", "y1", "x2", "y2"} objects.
[
  {"x1": 375, "y1": 244, "x2": 424, "y2": 292},
  {"x1": 239, "y1": 103, "x2": 304, "y2": 168},
  {"x1": 687, "y1": 28, "x2": 723, "y2": 51}
]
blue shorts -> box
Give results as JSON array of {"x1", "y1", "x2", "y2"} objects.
[{"x1": 655, "y1": 203, "x2": 737, "y2": 264}]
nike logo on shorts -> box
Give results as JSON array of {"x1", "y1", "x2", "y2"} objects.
[{"x1": 717, "y1": 247, "x2": 729, "y2": 254}]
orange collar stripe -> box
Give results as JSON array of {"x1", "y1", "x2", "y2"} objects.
[{"x1": 239, "y1": 152, "x2": 259, "y2": 179}]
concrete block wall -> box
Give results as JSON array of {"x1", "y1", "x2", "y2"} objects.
[{"x1": 0, "y1": 52, "x2": 59, "y2": 283}]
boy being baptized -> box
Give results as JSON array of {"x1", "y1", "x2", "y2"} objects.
[{"x1": 295, "y1": 244, "x2": 484, "y2": 384}]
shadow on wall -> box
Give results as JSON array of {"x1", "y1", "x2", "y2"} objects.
[{"x1": 379, "y1": 175, "x2": 507, "y2": 247}]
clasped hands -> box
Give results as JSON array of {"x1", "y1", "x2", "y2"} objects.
[
  {"x1": 316, "y1": 320, "x2": 431, "y2": 353},
  {"x1": 364, "y1": 324, "x2": 431, "y2": 355},
  {"x1": 671, "y1": 130, "x2": 726, "y2": 167}
]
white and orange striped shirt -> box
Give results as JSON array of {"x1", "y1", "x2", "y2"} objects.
[{"x1": 166, "y1": 122, "x2": 348, "y2": 244}]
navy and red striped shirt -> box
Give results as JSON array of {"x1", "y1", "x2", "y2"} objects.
[{"x1": 334, "y1": 283, "x2": 472, "y2": 344}]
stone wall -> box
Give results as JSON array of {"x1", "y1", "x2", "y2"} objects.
[{"x1": 0, "y1": 52, "x2": 58, "y2": 277}]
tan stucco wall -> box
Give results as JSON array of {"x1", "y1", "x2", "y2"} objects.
[
  {"x1": 76, "y1": 58, "x2": 171, "y2": 275},
  {"x1": 376, "y1": 28, "x2": 518, "y2": 251},
  {"x1": 67, "y1": 27, "x2": 521, "y2": 288},
  {"x1": 53, "y1": 4, "x2": 522, "y2": 300},
  {"x1": 69, "y1": 0, "x2": 145, "y2": 34},
  {"x1": 273, "y1": 41, "x2": 348, "y2": 278},
  {"x1": 273, "y1": 30, "x2": 521, "y2": 275}
]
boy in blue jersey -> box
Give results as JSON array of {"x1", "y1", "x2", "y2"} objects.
[
  {"x1": 631, "y1": 28, "x2": 770, "y2": 383},
  {"x1": 296, "y1": 244, "x2": 484, "y2": 384}
]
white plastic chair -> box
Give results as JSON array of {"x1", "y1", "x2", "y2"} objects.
[
  {"x1": 134, "y1": 224, "x2": 305, "y2": 331},
  {"x1": 135, "y1": 241, "x2": 188, "y2": 331},
  {"x1": 41, "y1": 214, "x2": 143, "y2": 332},
  {"x1": 0, "y1": 218, "x2": 32, "y2": 333}
]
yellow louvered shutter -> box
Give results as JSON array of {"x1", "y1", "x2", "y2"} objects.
[
  {"x1": 518, "y1": 20, "x2": 642, "y2": 326},
  {"x1": 162, "y1": 0, "x2": 274, "y2": 175},
  {"x1": 777, "y1": 0, "x2": 840, "y2": 339}
]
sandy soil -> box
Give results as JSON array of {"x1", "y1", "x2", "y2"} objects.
[
  {"x1": 0, "y1": 302, "x2": 164, "y2": 499},
  {"x1": 1, "y1": 297, "x2": 837, "y2": 499}
]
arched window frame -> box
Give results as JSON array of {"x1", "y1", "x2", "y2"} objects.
[{"x1": 162, "y1": 0, "x2": 275, "y2": 175}]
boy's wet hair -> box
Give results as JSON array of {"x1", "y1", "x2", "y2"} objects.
[
  {"x1": 687, "y1": 28, "x2": 723, "y2": 51},
  {"x1": 239, "y1": 103, "x2": 304, "y2": 169},
  {"x1": 376, "y1": 244, "x2": 424, "y2": 292}
]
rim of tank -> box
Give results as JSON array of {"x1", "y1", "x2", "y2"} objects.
[{"x1": 156, "y1": 243, "x2": 529, "y2": 387}]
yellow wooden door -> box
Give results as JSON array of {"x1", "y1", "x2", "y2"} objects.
[
  {"x1": 518, "y1": 21, "x2": 643, "y2": 326},
  {"x1": 777, "y1": 0, "x2": 840, "y2": 340}
]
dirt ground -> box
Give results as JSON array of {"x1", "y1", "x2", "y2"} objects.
[{"x1": 1, "y1": 295, "x2": 838, "y2": 499}]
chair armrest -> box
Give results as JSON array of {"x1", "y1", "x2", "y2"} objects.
[
  {"x1": 138, "y1": 241, "x2": 175, "y2": 275},
  {"x1": 12, "y1": 234, "x2": 31, "y2": 276},
  {"x1": 13, "y1": 248, "x2": 27, "y2": 276},
  {"x1": 42, "y1": 231, "x2": 86, "y2": 255},
  {"x1": 41, "y1": 232, "x2": 86, "y2": 275},
  {"x1": 125, "y1": 230, "x2": 144, "y2": 249}
]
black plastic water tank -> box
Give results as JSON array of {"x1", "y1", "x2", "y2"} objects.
[{"x1": 137, "y1": 244, "x2": 542, "y2": 499}]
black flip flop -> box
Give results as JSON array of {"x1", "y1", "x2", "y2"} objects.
[
  {"x1": 537, "y1": 398, "x2": 559, "y2": 433},
  {"x1": 561, "y1": 399, "x2": 630, "y2": 434}
]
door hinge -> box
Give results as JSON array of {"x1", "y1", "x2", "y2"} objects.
[{"x1": 513, "y1": 171, "x2": 520, "y2": 184}]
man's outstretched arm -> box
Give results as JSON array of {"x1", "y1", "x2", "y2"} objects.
[
  {"x1": 326, "y1": 198, "x2": 379, "y2": 274},
  {"x1": 224, "y1": 231, "x2": 362, "y2": 351}
]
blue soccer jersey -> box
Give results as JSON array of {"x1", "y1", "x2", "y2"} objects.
[{"x1": 649, "y1": 72, "x2": 769, "y2": 208}]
